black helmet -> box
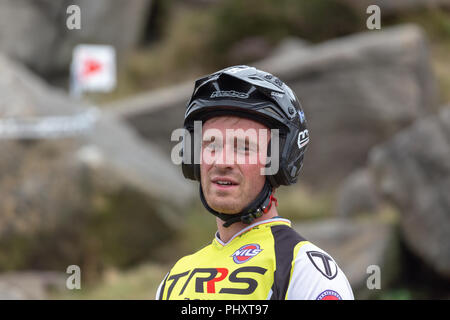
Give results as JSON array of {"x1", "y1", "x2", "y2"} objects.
[{"x1": 181, "y1": 65, "x2": 309, "y2": 226}]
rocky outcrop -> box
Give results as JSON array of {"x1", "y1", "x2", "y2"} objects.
[
  {"x1": 0, "y1": 272, "x2": 65, "y2": 300},
  {"x1": 337, "y1": 106, "x2": 450, "y2": 281},
  {"x1": 257, "y1": 24, "x2": 438, "y2": 187},
  {"x1": 0, "y1": 0, "x2": 152, "y2": 76},
  {"x1": 369, "y1": 107, "x2": 450, "y2": 280},
  {"x1": 0, "y1": 53, "x2": 194, "y2": 275},
  {"x1": 335, "y1": 168, "x2": 380, "y2": 217},
  {"x1": 107, "y1": 81, "x2": 194, "y2": 156},
  {"x1": 293, "y1": 217, "x2": 399, "y2": 299}
]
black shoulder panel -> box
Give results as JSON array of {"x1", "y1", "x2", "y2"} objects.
[{"x1": 270, "y1": 225, "x2": 306, "y2": 300}]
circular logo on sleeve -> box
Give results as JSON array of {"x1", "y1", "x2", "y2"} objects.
[{"x1": 316, "y1": 290, "x2": 342, "y2": 300}]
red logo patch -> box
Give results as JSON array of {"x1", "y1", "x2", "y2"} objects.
[
  {"x1": 316, "y1": 290, "x2": 342, "y2": 300},
  {"x1": 231, "y1": 244, "x2": 262, "y2": 264}
]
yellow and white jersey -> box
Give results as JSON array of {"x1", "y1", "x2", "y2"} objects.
[{"x1": 156, "y1": 218, "x2": 354, "y2": 300}]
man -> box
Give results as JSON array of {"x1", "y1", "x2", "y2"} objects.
[{"x1": 156, "y1": 65, "x2": 354, "y2": 300}]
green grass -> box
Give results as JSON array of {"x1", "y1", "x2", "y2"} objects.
[
  {"x1": 379, "y1": 288, "x2": 413, "y2": 300},
  {"x1": 431, "y1": 40, "x2": 450, "y2": 104}
]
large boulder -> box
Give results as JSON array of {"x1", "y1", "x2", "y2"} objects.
[
  {"x1": 107, "y1": 81, "x2": 194, "y2": 156},
  {"x1": 0, "y1": 0, "x2": 152, "y2": 76},
  {"x1": 293, "y1": 217, "x2": 399, "y2": 299},
  {"x1": 335, "y1": 168, "x2": 380, "y2": 218},
  {"x1": 257, "y1": 24, "x2": 438, "y2": 188},
  {"x1": 0, "y1": 271, "x2": 65, "y2": 300},
  {"x1": 369, "y1": 107, "x2": 450, "y2": 280},
  {"x1": 0, "y1": 53, "x2": 193, "y2": 277}
]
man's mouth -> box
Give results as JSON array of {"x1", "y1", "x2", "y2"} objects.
[
  {"x1": 217, "y1": 181, "x2": 232, "y2": 185},
  {"x1": 211, "y1": 177, "x2": 239, "y2": 189}
]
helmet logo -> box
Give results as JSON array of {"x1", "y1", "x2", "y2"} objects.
[
  {"x1": 298, "y1": 110, "x2": 306, "y2": 123},
  {"x1": 210, "y1": 90, "x2": 249, "y2": 99},
  {"x1": 298, "y1": 129, "x2": 309, "y2": 149},
  {"x1": 271, "y1": 91, "x2": 284, "y2": 98},
  {"x1": 225, "y1": 66, "x2": 253, "y2": 74}
]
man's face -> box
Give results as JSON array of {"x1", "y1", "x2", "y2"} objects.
[{"x1": 200, "y1": 116, "x2": 270, "y2": 214}]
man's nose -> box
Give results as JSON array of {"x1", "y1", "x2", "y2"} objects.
[{"x1": 214, "y1": 144, "x2": 236, "y2": 168}]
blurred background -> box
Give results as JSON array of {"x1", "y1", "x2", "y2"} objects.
[{"x1": 0, "y1": 0, "x2": 449, "y2": 299}]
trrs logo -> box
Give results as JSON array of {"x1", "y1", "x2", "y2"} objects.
[
  {"x1": 165, "y1": 266, "x2": 267, "y2": 299},
  {"x1": 231, "y1": 244, "x2": 263, "y2": 264}
]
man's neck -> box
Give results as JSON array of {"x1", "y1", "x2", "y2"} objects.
[{"x1": 216, "y1": 206, "x2": 279, "y2": 244}]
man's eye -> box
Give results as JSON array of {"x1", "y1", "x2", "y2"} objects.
[{"x1": 236, "y1": 144, "x2": 250, "y2": 152}]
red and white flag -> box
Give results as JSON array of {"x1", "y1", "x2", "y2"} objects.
[{"x1": 71, "y1": 44, "x2": 116, "y2": 97}]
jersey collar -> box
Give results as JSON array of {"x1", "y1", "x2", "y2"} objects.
[{"x1": 214, "y1": 217, "x2": 291, "y2": 247}]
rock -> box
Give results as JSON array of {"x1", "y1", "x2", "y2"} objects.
[
  {"x1": 227, "y1": 36, "x2": 273, "y2": 65},
  {"x1": 257, "y1": 24, "x2": 438, "y2": 188},
  {"x1": 86, "y1": 113, "x2": 194, "y2": 207},
  {"x1": 293, "y1": 217, "x2": 399, "y2": 299},
  {"x1": 335, "y1": 168, "x2": 380, "y2": 217},
  {"x1": 0, "y1": 53, "x2": 193, "y2": 204},
  {"x1": 369, "y1": 106, "x2": 450, "y2": 280},
  {"x1": 267, "y1": 37, "x2": 310, "y2": 59},
  {"x1": 107, "y1": 81, "x2": 194, "y2": 156},
  {"x1": 0, "y1": 53, "x2": 194, "y2": 275},
  {"x1": 0, "y1": 49, "x2": 85, "y2": 118},
  {"x1": 0, "y1": 271, "x2": 66, "y2": 300},
  {"x1": 0, "y1": 0, "x2": 152, "y2": 76}
]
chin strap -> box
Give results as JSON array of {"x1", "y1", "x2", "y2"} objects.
[{"x1": 199, "y1": 179, "x2": 278, "y2": 228}]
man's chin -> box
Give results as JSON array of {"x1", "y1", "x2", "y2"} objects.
[{"x1": 207, "y1": 198, "x2": 242, "y2": 214}]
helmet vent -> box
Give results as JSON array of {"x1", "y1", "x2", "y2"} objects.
[{"x1": 263, "y1": 106, "x2": 283, "y2": 118}]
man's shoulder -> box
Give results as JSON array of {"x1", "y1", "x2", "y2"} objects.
[
  {"x1": 269, "y1": 222, "x2": 354, "y2": 300},
  {"x1": 287, "y1": 241, "x2": 355, "y2": 300},
  {"x1": 270, "y1": 222, "x2": 308, "y2": 257},
  {"x1": 292, "y1": 241, "x2": 339, "y2": 275},
  {"x1": 269, "y1": 221, "x2": 339, "y2": 267}
]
